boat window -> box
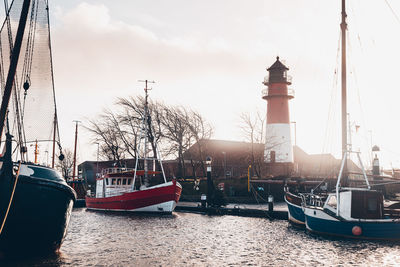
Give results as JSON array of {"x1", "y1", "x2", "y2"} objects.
[
  {"x1": 122, "y1": 179, "x2": 127, "y2": 185},
  {"x1": 112, "y1": 178, "x2": 116, "y2": 185},
  {"x1": 117, "y1": 179, "x2": 121, "y2": 185},
  {"x1": 367, "y1": 198, "x2": 378, "y2": 213},
  {"x1": 19, "y1": 165, "x2": 63, "y2": 181},
  {"x1": 327, "y1": 196, "x2": 337, "y2": 209},
  {"x1": 105, "y1": 179, "x2": 109, "y2": 185},
  {"x1": 127, "y1": 179, "x2": 132, "y2": 185}
]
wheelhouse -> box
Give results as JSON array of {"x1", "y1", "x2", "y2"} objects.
[
  {"x1": 323, "y1": 189, "x2": 384, "y2": 220},
  {"x1": 95, "y1": 168, "x2": 136, "y2": 198}
]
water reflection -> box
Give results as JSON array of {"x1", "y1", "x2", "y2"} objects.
[{"x1": 2, "y1": 208, "x2": 400, "y2": 266}]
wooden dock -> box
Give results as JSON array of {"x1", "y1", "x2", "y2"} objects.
[{"x1": 175, "y1": 201, "x2": 288, "y2": 220}]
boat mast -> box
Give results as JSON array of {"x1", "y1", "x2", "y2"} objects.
[
  {"x1": 51, "y1": 114, "x2": 56, "y2": 168},
  {"x1": 46, "y1": 0, "x2": 60, "y2": 169},
  {"x1": 139, "y1": 80, "x2": 154, "y2": 186},
  {"x1": 72, "y1": 120, "x2": 80, "y2": 187},
  {"x1": 0, "y1": 0, "x2": 31, "y2": 139},
  {"x1": 340, "y1": 0, "x2": 348, "y2": 185},
  {"x1": 144, "y1": 81, "x2": 149, "y2": 183}
]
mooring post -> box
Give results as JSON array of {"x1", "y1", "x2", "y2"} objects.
[
  {"x1": 268, "y1": 195, "x2": 274, "y2": 212},
  {"x1": 200, "y1": 194, "x2": 207, "y2": 209},
  {"x1": 206, "y1": 156, "x2": 213, "y2": 208}
]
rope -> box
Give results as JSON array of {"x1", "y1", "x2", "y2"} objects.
[
  {"x1": 384, "y1": 0, "x2": 400, "y2": 26},
  {"x1": 249, "y1": 183, "x2": 272, "y2": 220},
  {"x1": 0, "y1": 162, "x2": 22, "y2": 235}
]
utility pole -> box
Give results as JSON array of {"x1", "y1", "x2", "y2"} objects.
[{"x1": 72, "y1": 120, "x2": 81, "y2": 185}]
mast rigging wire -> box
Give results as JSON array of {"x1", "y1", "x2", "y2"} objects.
[{"x1": 383, "y1": 0, "x2": 400, "y2": 25}]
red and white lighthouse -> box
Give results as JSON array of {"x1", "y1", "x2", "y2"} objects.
[{"x1": 262, "y1": 56, "x2": 294, "y2": 163}]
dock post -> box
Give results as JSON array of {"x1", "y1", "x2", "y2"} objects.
[
  {"x1": 268, "y1": 195, "x2": 274, "y2": 212},
  {"x1": 201, "y1": 194, "x2": 207, "y2": 209},
  {"x1": 206, "y1": 156, "x2": 213, "y2": 207}
]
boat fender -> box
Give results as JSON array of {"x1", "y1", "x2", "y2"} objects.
[{"x1": 352, "y1": 226, "x2": 362, "y2": 236}]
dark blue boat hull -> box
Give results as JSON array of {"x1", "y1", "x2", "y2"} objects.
[
  {"x1": 0, "y1": 170, "x2": 76, "y2": 256},
  {"x1": 284, "y1": 193, "x2": 305, "y2": 226},
  {"x1": 305, "y1": 210, "x2": 400, "y2": 240},
  {"x1": 287, "y1": 202, "x2": 305, "y2": 226}
]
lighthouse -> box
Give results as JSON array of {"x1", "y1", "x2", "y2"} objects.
[{"x1": 262, "y1": 56, "x2": 294, "y2": 163}]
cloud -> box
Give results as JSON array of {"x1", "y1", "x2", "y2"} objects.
[
  {"x1": 50, "y1": 2, "x2": 265, "y2": 157},
  {"x1": 48, "y1": 1, "x2": 400, "y2": 169}
]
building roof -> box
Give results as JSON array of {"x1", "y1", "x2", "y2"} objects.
[
  {"x1": 184, "y1": 139, "x2": 360, "y2": 177},
  {"x1": 267, "y1": 56, "x2": 289, "y2": 71}
]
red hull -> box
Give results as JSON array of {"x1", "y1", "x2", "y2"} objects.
[{"x1": 86, "y1": 180, "x2": 182, "y2": 213}]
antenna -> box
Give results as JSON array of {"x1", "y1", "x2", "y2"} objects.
[{"x1": 138, "y1": 80, "x2": 155, "y2": 106}]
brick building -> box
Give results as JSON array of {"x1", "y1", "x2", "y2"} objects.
[{"x1": 79, "y1": 139, "x2": 361, "y2": 185}]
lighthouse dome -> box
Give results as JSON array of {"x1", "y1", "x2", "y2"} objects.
[{"x1": 267, "y1": 56, "x2": 289, "y2": 71}]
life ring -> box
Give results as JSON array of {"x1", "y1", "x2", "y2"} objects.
[{"x1": 352, "y1": 225, "x2": 362, "y2": 236}]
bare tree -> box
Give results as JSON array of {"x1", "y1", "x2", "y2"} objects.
[
  {"x1": 161, "y1": 105, "x2": 192, "y2": 178},
  {"x1": 117, "y1": 96, "x2": 164, "y2": 160},
  {"x1": 187, "y1": 110, "x2": 213, "y2": 177},
  {"x1": 56, "y1": 148, "x2": 74, "y2": 180},
  {"x1": 239, "y1": 109, "x2": 266, "y2": 177},
  {"x1": 86, "y1": 95, "x2": 213, "y2": 179},
  {"x1": 85, "y1": 114, "x2": 124, "y2": 163}
]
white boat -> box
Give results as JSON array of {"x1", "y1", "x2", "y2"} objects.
[{"x1": 303, "y1": 0, "x2": 400, "y2": 240}]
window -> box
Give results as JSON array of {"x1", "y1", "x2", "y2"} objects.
[
  {"x1": 367, "y1": 198, "x2": 378, "y2": 213},
  {"x1": 112, "y1": 178, "x2": 116, "y2": 185},
  {"x1": 127, "y1": 179, "x2": 132, "y2": 185},
  {"x1": 270, "y1": 151, "x2": 276, "y2": 163},
  {"x1": 105, "y1": 179, "x2": 109, "y2": 185},
  {"x1": 117, "y1": 179, "x2": 121, "y2": 185},
  {"x1": 327, "y1": 196, "x2": 337, "y2": 209},
  {"x1": 122, "y1": 179, "x2": 127, "y2": 185}
]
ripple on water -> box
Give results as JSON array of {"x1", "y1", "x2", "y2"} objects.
[{"x1": 1, "y1": 208, "x2": 400, "y2": 266}]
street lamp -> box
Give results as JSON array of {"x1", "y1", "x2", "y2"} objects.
[
  {"x1": 95, "y1": 142, "x2": 100, "y2": 177},
  {"x1": 206, "y1": 156, "x2": 213, "y2": 207}
]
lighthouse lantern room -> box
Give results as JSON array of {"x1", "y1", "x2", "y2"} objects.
[{"x1": 262, "y1": 56, "x2": 294, "y2": 164}]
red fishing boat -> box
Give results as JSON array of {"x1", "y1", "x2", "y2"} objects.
[
  {"x1": 85, "y1": 168, "x2": 181, "y2": 213},
  {"x1": 86, "y1": 81, "x2": 182, "y2": 213}
]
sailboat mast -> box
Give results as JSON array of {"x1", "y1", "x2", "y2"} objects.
[
  {"x1": 0, "y1": 0, "x2": 31, "y2": 138},
  {"x1": 341, "y1": 0, "x2": 348, "y2": 179},
  {"x1": 51, "y1": 114, "x2": 56, "y2": 168}
]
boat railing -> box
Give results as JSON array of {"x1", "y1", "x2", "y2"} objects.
[
  {"x1": 300, "y1": 193, "x2": 325, "y2": 208},
  {"x1": 101, "y1": 167, "x2": 135, "y2": 175}
]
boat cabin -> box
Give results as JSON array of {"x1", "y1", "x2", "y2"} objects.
[
  {"x1": 323, "y1": 189, "x2": 384, "y2": 220},
  {"x1": 95, "y1": 168, "x2": 135, "y2": 198}
]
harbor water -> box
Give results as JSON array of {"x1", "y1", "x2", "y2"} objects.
[{"x1": 3, "y1": 208, "x2": 400, "y2": 266}]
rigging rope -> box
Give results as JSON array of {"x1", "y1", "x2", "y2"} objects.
[
  {"x1": 384, "y1": 0, "x2": 400, "y2": 25},
  {"x1": 316, "y1": 30, "x2": 341, "y2": 178},
  {"x1": 22, "y1": 0, "x2": 38, "y2": 103},
  {"x1": 0, "y1": 162, "x2": 22, "y2": 235},
  {"x1": 3, "y1": 0, "x2": 27, "y2": 162},
  {"x1": 346, "y1": 20, "x2": 373, "y2": 168}
]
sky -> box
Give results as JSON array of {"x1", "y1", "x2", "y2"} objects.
[{"x1": 18, "y1": 0, "x2": 400, "y2": 169}]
